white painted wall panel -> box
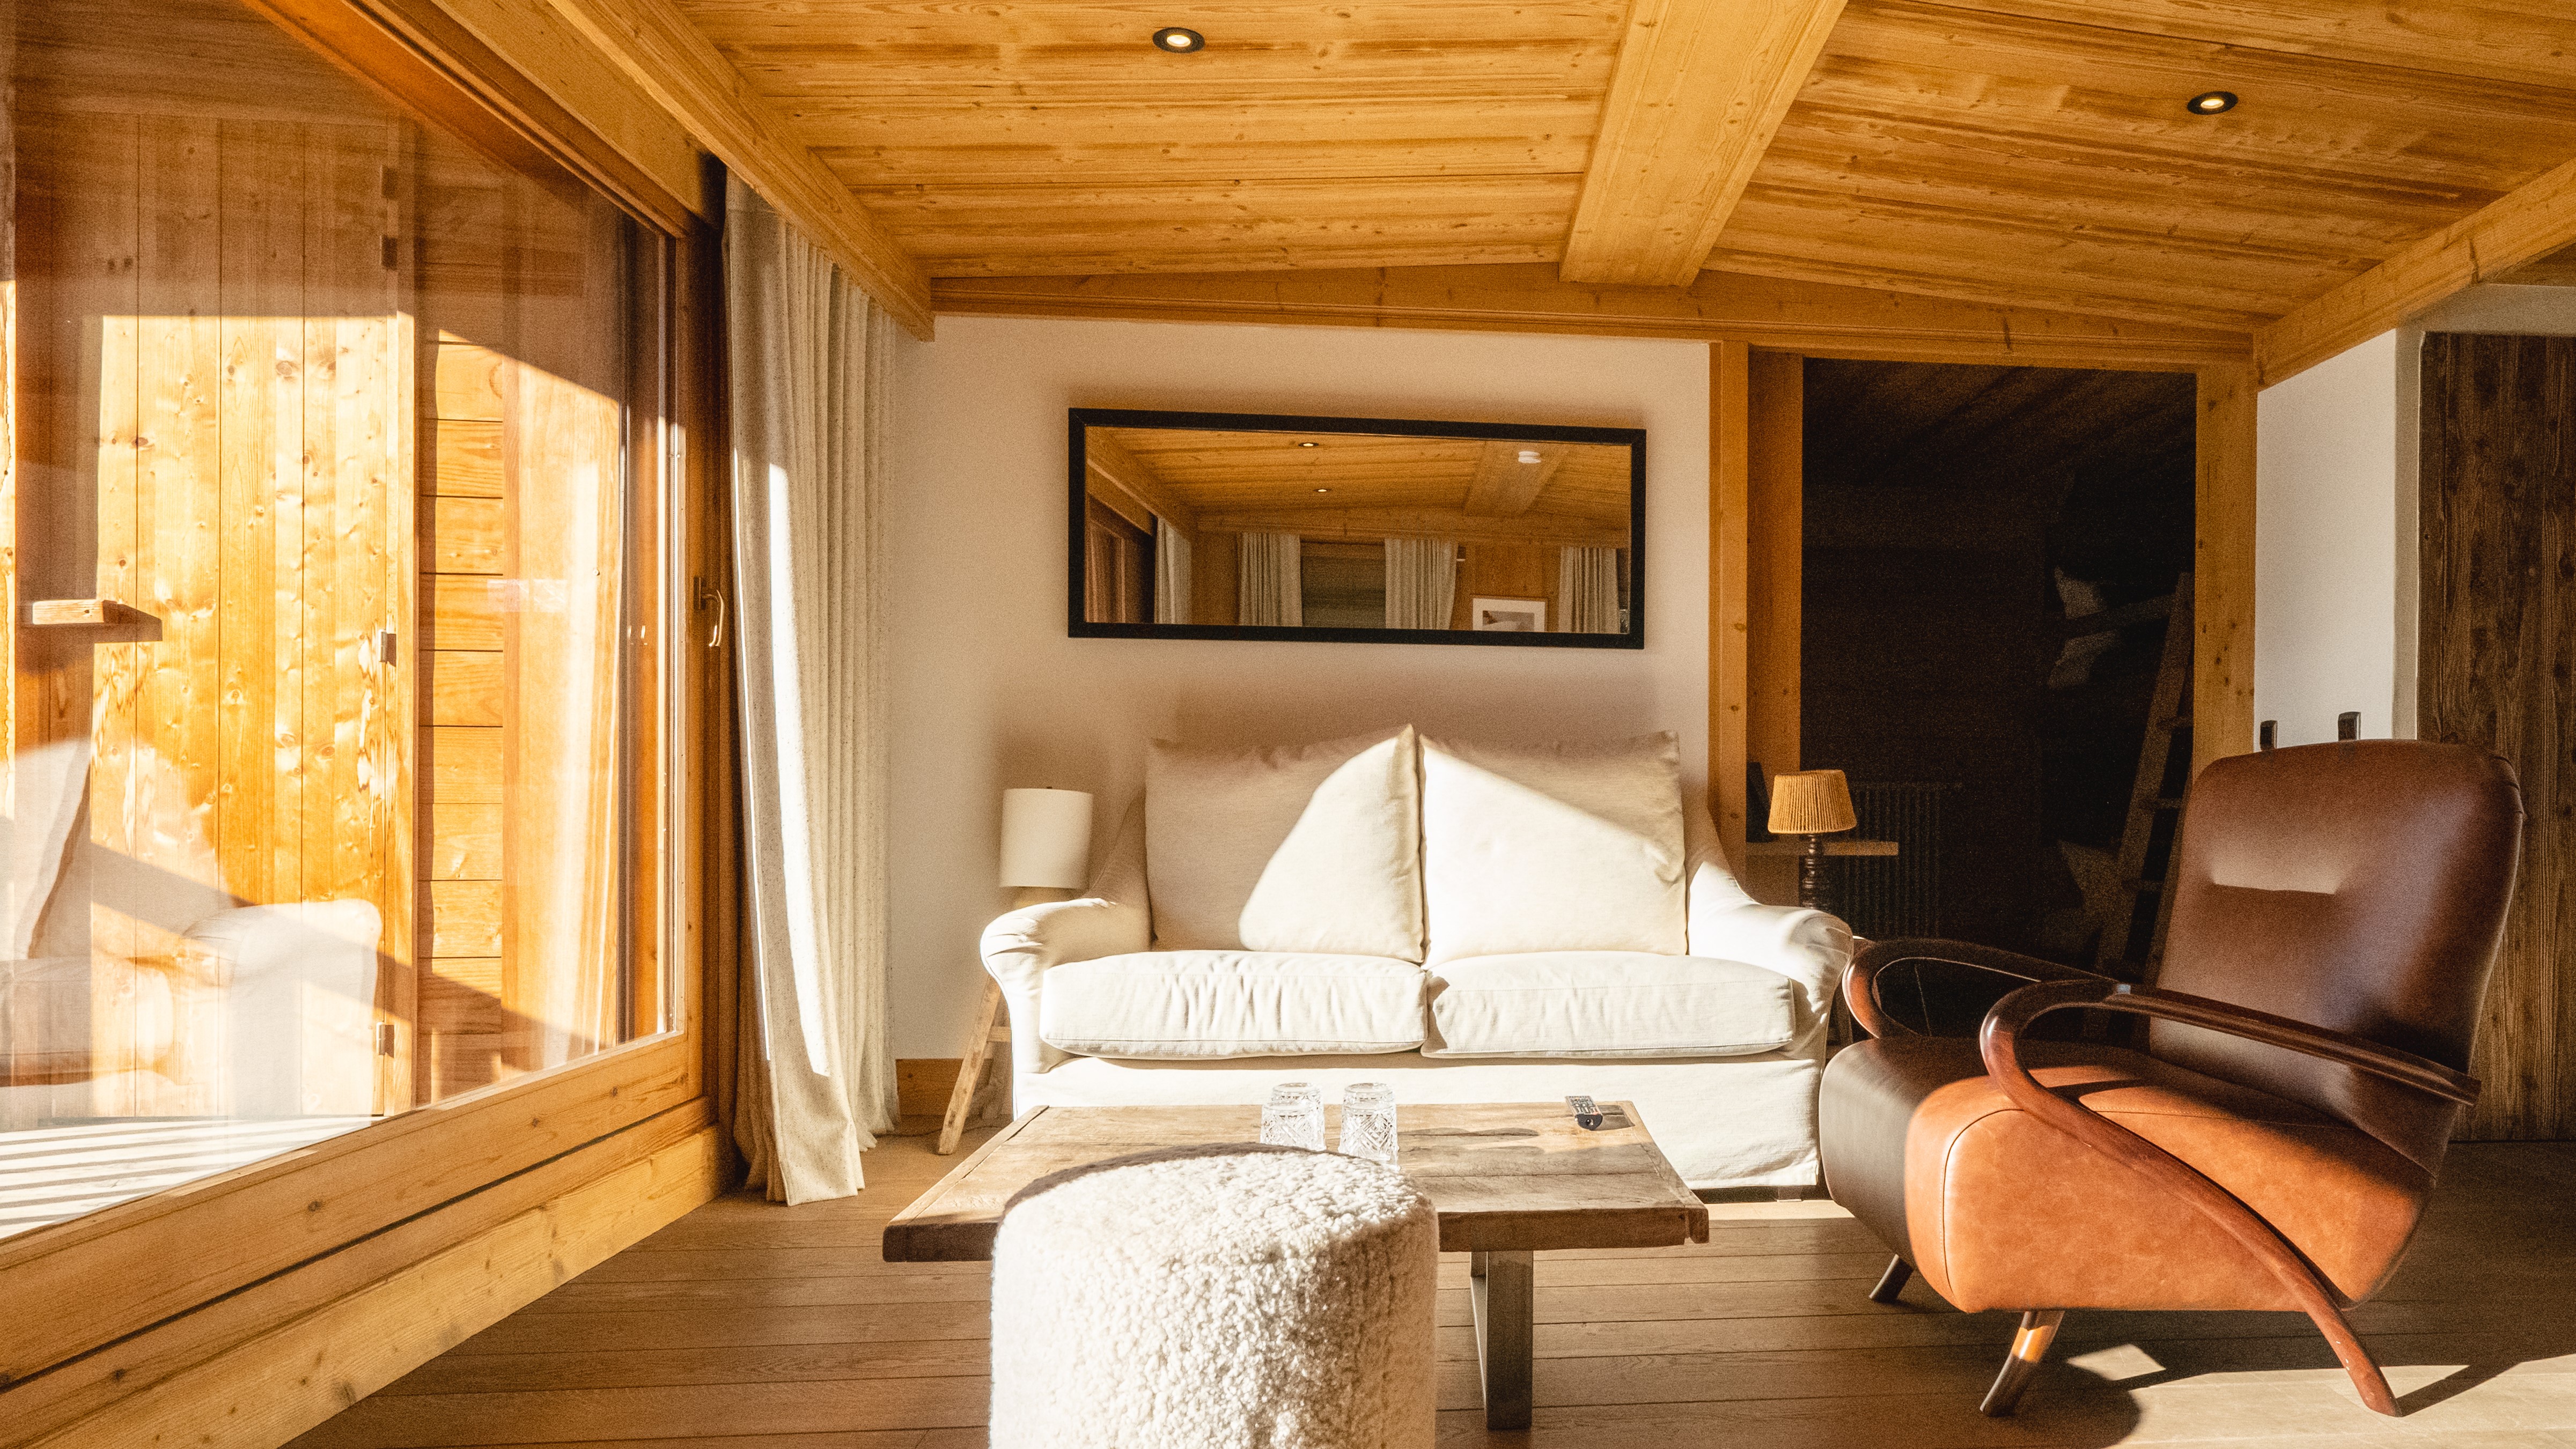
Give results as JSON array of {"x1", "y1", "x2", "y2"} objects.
[{"x1": 2253, "y1": 329, "x2": 2418, "y2": 747}]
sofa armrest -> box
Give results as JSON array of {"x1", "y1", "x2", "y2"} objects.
[
  {"x1": 978, "y1": 797, "x2": 1150, "y2": 1076},
  {"x1": 978, "y1": 896, "x2": 1149, "y2": 996},
  {"x1": 1679, "y1": 793, "x2": 1851, "y2": 1029},
  {"x1": 1690, "y1": 898, "x2": 1852, "y2": 1028}
]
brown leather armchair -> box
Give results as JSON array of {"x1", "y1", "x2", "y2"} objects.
[{"x1": 1820, "y1": 740, "x2": 2522, "y2": 1418}]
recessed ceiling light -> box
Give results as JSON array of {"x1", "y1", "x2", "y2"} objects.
[
  {"x1": 1297, "y1": 440, "x2": 1319, "y2": 447},
  {"x1": 1517, "y1": 449, "x2": 1542, "y2": 464},
  {"x1": 1315, "y1": 487, "x2": 1330, "y2": 493},
  {"x1": 1152, "y1": 26, "x2": 1204, "y2": 53},
  {"x1": 2187, "y1": 90, "x2": 2238, "y2": 114}
]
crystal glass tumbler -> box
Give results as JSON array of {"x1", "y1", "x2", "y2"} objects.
[
  {"x1": 1339, "y1": 1082, "x2": 1399, "y2": 1165},
  {"x1": 1260, "y1": 1082, "x2": 1326, "y2": 1151}
]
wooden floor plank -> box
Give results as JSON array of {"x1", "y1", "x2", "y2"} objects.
[{"x1": 289, "y1": 1137, "x2": 2576, "y2": 1449}]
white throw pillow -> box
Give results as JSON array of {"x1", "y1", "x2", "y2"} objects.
[
  {"x1": 1420, "y1": 732, "x2": 1687, "y2": 963},
  {"x1": 1145, "y1": 727, "x2": 1424, "y2": 960},
  {"x1": 1422, "y1": 951, "x2": 1799, "y2": 1058},
  {"x1": 1040, "y1": 950, "x2": 1427, "y2": 1059}
]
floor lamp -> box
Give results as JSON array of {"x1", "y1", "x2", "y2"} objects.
[{"x1": 938, "y1": 787, "x2": 1092, "y2": 1154}]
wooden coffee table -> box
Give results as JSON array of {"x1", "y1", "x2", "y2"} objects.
[{"x1": 882, "y1": 1101, "x2": 1710, "y2": 1430}]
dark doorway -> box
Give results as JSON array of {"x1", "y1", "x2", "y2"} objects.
[{"x1": 1799, "y1": 360, "x2": 2196, "y2": 965}]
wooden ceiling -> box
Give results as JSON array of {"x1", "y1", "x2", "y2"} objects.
[
  {"x1": 671, "y1": 0, "x2": 2576, "y2": 336},
  {"x1": 1802, "y1": 360, "x2": 2194, "y2": 496}
]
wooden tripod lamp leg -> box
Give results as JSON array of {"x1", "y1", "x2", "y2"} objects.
[{"x1": 936, "y1": 978, "x2": 1009, "y2": 1156}]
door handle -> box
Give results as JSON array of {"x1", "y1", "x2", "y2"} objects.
[{"x1": 693, "y1": 578, "x2": 726, "y2": 649}]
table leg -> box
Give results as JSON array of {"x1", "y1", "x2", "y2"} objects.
[{"x1": 1468, "y1": 1250, "x2": 1534, "y2": 1430}]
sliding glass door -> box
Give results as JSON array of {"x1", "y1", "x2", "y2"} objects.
[{"x1": 2, "y1": 0, "x2": 674, "y2": 1240}]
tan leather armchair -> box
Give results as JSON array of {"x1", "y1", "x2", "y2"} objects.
[{"x1": 1820, "y1": 740, "x2": 2522, "y2": 1418}]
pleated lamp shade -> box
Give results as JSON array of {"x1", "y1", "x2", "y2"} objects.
[
  {"x1": 999, "y1": 788, "x2": 1094, "y2": 889},
  {"x1": 1768, "y1": 770, "x2": 1857, "y2": 836}
]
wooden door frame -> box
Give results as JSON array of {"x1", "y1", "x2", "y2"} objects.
[
  {"x1": 0, "y1": 0, "x2": 732, "y2": 1424},
  {"x1": 1707, "y1": 350, "x2": 2258, "y2": 889}
]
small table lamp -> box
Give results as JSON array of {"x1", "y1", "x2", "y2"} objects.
[
  {"x1": 944, "y1": 788, "x2": 1093, "y2": 1156},
  {"x1": 1768, "y1": 769, "x2": 1857, "y2": 913},
  {"x1": 999, "y1": 787, "x2": 1094, "y2": 906}
]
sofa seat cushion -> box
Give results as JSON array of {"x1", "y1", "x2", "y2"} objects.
[
  {"x1": 1040, "y1": 951, "x2": 1427, "y2": 1059},
  {"x1": 1422, "y1": 952, "x2": 1800, "y2": 1059}
]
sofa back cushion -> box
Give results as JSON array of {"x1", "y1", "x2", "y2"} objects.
[
  {"x1": 1039, "y1": 950, "x2": 1427, "y2": 1059},
  {"x1": 1421, "y1": 733, "x2": 1687, "y2": 964},
  {"x1": 1146, "y1": 727, "x2": 1424, "y2": 959}
]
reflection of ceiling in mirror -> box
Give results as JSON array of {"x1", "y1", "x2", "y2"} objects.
[{"x1": 1086, "y1": 428, "x2": 1629, "y2": 549}]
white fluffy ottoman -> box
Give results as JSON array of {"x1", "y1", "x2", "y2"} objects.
[{"x1": 990, "y1": 1143, "x2": 1438, "y2": 1449}]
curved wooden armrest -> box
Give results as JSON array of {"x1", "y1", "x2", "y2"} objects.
[
  {"x1": 1979, "y1": 978, "x2": 2479, "y2": 1106},
  {"x1": 1843, "y1": 937, "x2": 2111, "y2": 1039},
  {"x1": 1969, "y1": 976, "x2": 2464, "y2": 1417},
  {"x1": 1975, "y1": 977, "x2": 2478, "y2": 1327}
]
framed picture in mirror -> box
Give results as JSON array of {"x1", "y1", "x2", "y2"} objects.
[{"x1": 1069, "y1": 408, "x2": 1645, "y2": 648}]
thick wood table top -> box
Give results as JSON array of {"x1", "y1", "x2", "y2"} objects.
[{"x1": 881, "y1": 1101, "x2": 1710, "y2": 1262}]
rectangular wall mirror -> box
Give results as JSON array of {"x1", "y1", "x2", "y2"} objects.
[{"x1": 1069, "y1": 409, "x2": 1646, "y2": 647}]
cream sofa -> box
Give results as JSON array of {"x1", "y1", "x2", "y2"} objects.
[{"x1": 978, "y1": 728, "x2": 1850, "y2": 1189}]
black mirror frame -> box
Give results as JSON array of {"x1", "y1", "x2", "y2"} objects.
[{"x1": 1068, "y1": 408, "x2": 1647, "y2": 648}]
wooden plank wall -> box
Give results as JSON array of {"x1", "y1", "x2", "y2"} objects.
[
  {"x1": 1450, "y1": 545, "x2": 1563, "y2": 631},
  {"x1": 2418, "y1": 331, "x2": 2576, "y2": 1142},
  {"x1": 411, "y1": 130, "x2": 632, "y2": 1103},
  {"x1": 10, "y1": 38, "x2": 416, "y2": 1119}
]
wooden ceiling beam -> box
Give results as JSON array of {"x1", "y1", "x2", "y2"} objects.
[
  {"x1": 2256, "y1": 153, "x2": 2576, "y2": 387},
  {"x1": 934, "y1": 265, "x2": 2250, "y2": 372},
  {"x1": 1559, "y1": 0, "x2": 1848, "y2": 286},
  {"x1": 537, "y1": 0, "x2": 936, "y2": 337},
  {"x1": 1463, "y1": 442, "x2": 1567, "y2": 518},
  {"x1": 1083, "y1": 430, "x2": 1198, "y2": 534}
]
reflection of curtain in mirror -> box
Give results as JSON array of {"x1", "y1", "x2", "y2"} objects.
[
  {"x1": 1239, "y1": 532, "x2": 1302, "y2": 626},
  {"x1": 1383, "y1": 537, "x2": 1456, "y2": 629},
  {"x1": 1154, "y1": 519, "x2": 1192, "y2": 624},
  {"x1": 1559, "y1": 546, "x2": 1621, "y2": 633}
]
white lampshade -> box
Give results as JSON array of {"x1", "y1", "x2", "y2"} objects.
[{"x1": 999, "y1": 788, "x2": 1094, "y2": 889}]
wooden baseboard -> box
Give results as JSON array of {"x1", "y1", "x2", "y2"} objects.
[
  {"x1": 12, "y1": 1107, "x2": 723, "y2": 1449},
  {"x1": 896, "y1": 1056, "x2": 962, "y2": 1120}
]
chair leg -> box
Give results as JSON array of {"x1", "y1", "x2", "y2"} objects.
[
  {"x1": 1978, "y1": 1309, "x2": 2065, "y2": 1417},
  {"x1": 1867, "y1": 1255, "x2": 1913, "y2": 1304},
  {"x1": 2302, "y1": 1298, "x2": 2398, "y2": 1415}
]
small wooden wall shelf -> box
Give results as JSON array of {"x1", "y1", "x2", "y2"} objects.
[{"x1": 26, "y1": 598, "x2": 159, "y2": 630}]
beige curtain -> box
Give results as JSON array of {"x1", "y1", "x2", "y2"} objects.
[
  {"x1": 1154, "y1": 518, "x2": 1192, "y2": 624},
  {"x1": 1559, "y1": 546, "x2": 1622, "y2": 633},
  {"x1": 1239, "y1": 531, "x2": 1303, "y2": 626},
  {"x1": 1383, "y1": 537, "x2": 1456, "y2": 630},
  {"x1": 723, "y1": 175, "x2": 897, "y2": 1203}
]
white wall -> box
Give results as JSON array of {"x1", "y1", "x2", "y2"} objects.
[
  {"x1": 2253, "y1": 329, "x2": 2419, "y2": 745},
  {"x1": 885, "y1": 317, "x2": 1711, "y2": 1056}
]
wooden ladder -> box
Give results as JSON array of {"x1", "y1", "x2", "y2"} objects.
[{"x1": 2093, "y1": 572, "x2": 2194, "y2": 981}]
